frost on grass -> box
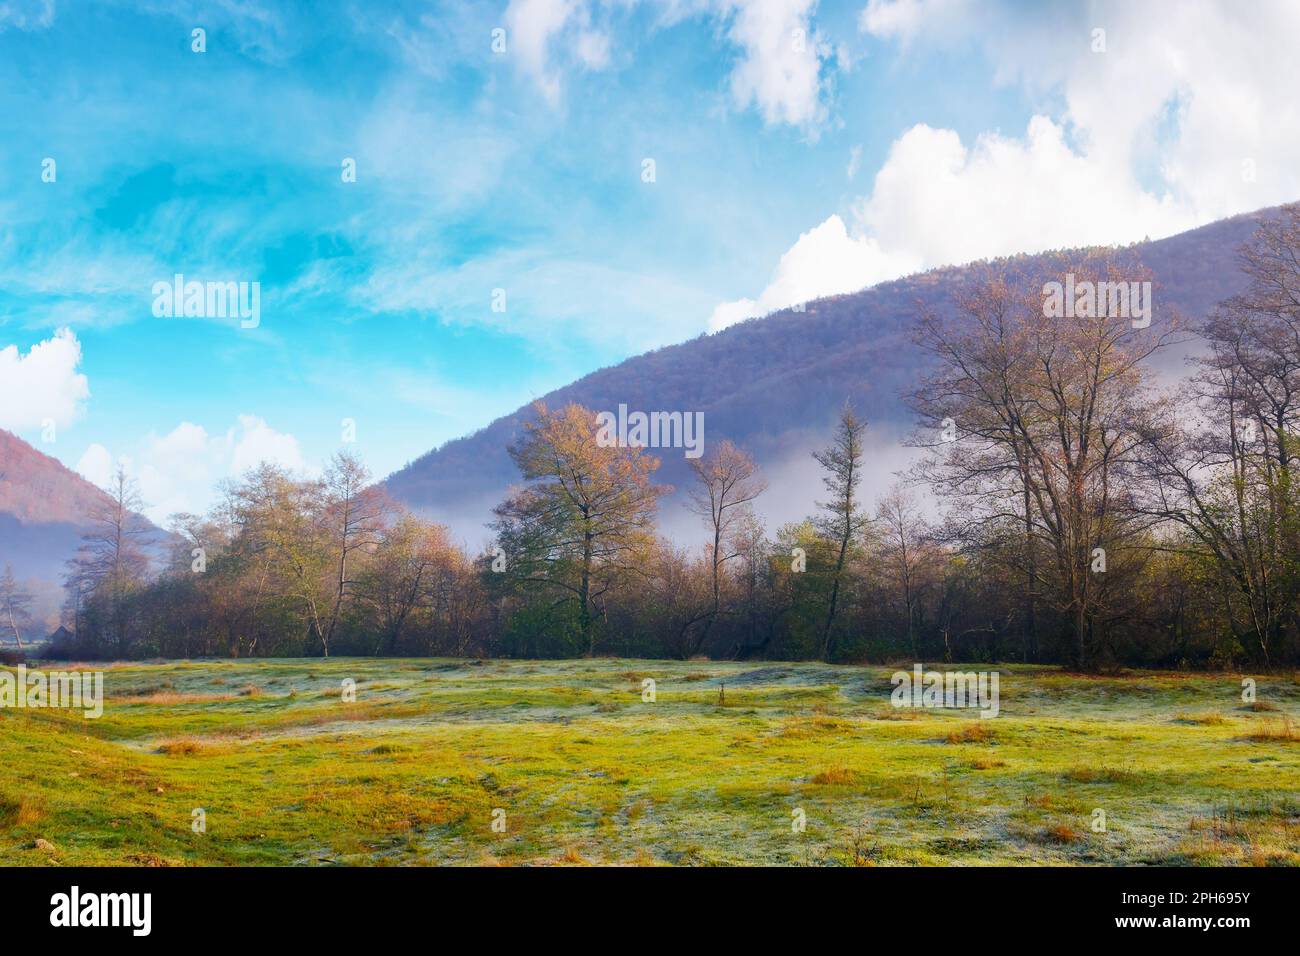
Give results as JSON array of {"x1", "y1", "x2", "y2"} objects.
[{"x1": 0, "y1": 659, "x2": 1296, "y2": 866}]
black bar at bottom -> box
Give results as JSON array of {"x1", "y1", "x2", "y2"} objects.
[{"x1": 0, "y1": 865, "x2": 1280, "y2": 942}]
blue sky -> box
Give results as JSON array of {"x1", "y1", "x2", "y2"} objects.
[{"x1": 2, "y1": 0, "x2": 1297, "y2": 522}]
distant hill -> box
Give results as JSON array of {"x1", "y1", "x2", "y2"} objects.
[
  {"x1": 0, "y1": 429, "x2": 162, "y2": 637},
  {"x1": 385, "y1": 206, "x2": 1278, "y2": 542}
]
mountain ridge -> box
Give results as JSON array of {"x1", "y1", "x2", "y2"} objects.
[
  {"x1": 0, "y1": 429, "x2": 163, "y2": 636},
  {"x1": 384, "y1": 206, "x2": 1279, "y2": 539}
]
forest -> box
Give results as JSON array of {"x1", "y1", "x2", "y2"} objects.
[{"x1": 16, "y1": 205, "x2": 1300, "y2": 670}]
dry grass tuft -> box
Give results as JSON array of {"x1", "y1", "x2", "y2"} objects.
[
  {"x1": 156, "y1": 737, "x2": 204, "y2": 755},
  {"x1": 126, "y1": 691, "x2": 236, "y2": 705},
  {"x1": 1062, "y1": 765, "x2": 1134, "y2": 784},
  {"x1": 0, "y1": 795, "x2": 45, "y2": 829},
  {"x1": 945, "y1": 723, "x2": 994, "y2": 744},
  {"x1": 811, "y1": 767, "x2": 855, "y2": 785},
  {"x1": 559, "y1": 846, "x2": 589, "y2": 865},
  {"x1": 871, "y1": 706, "x2": 923, "y2": 720},
  {"x1": 156, "y1": 736, "x2": 231, "y2": 756},
  {"x1": 1041, "y1": 824, "x2": 1080, "y2": 844},
  {"x1": 1246, "y1": 715, "x2": 1299, "y2": 742}
]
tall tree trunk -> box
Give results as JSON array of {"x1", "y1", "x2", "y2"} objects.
[
  {"x1": 580, "y1": 529, "x2": 594, "y2": 655},
  {"x1": 820, "y1": 544, "x2": 848, "y2": 661},
  {"x1": 6, "y1": 606, "x2": 24, "y2": 652},
  {"x1": 1023, "y1": 479, "x2": 1038, "y2": 662}
]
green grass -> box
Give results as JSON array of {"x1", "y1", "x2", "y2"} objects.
[{"x1": 1, "y1": 659, "x2": 1297, "y2": 866}]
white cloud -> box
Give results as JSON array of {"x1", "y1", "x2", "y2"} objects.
[
  {"x1": 709, "y1": 214, "x2": 919, "y2": 331},
  {"x1": 846, "y1": 144, "x2": 862, "y2": 180},
  {"x1": 0, "y1": 0, "x2": 54, "y2": 32},
  {"x1": 724, "y1": 0, "x2": 830, "y2": 129},
  {"x1": 0, "y1": 329, "x2": 90, "y2": 431},
  {"x1": 859, "y1": 0, "x2": 1300, "y2": 222},
  {"x1": 74, "y1": 443, "x2": 114, "y2": 490},
  {"x1": 504, "y1": 0, "x2": 613, "y2": 104},
  {"x1": 359, "y1": 248, "x2": 718, "y2": 353},
  {"x1": 501, "y1": 0, "x2": 835, "y2": 129},
  {"x1": 76, "y1": 416, "x2": 307, "y2": 524},
  {"x1": 856, "y1": 118, "x2": 1195, "y2": 268},
  {"x1": 505, "y1": 0, "x2": 575, "y2": 104},
  {"x1": 574, "y1": 28, "x2": 611, "y2": 69},
  {"x1": 859, "y1": 0, "x2": 964, "y2": 43},
  {"x1": 227, "y1": 414, "x2": 305, "y2": 477},
  {"x1": 712, "y1": 0, "x2": 1300, "y2": 333}
]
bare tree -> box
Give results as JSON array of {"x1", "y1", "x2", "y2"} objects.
[
  {"x1": 65, "y1": 464, "x2": 152, "y2": 657},
  {"x1": 876, "y1": 487, "x2": 934, "y2": 658},
  {"x1": 686, "y1": 439, "x2": 767, "y2": 655},
  {"x1": 814, "y1": 405, "x2": 869, "y2": 660},
  {"x1": 1136, "y1": 204, "x2": 1300, "y2": 663},
  {"x1": 320, "y1": 451, "x2": 390, "y2": 655},
  {"x1": 910, "y1": 254, "x2": 1179, "y2": 668},
  {"x1": 0, "y1": 565, "x2": 33, "y2": 651}
]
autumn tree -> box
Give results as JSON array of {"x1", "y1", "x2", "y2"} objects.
[
  {"x1": 492, "y1": 402, "x2": 668, "y2": 655},
  {"x1": 357, "y1": 513, "x2": 459, "y2": 654},
  {"x1": 234, "y1": 463, "x2": 334, "y2": 655}
]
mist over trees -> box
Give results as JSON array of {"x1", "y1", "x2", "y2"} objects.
[{"x1": 47, "y1": 207, "x2": 1300, "y2": 669}]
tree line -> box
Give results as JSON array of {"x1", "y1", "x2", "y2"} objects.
[{"x1": 39, "y1": 205, "x2": 1300, "y2": 668}]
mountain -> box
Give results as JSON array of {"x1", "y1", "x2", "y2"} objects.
[
  {"x1": 0, "y1": 429, "x2": 162, "y2": 637},
  {"x1": 385, "y1": 206, "x2": 1280, "y2": 542}
]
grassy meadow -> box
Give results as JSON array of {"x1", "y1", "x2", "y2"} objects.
[{"x1": 1, "y1": 658, "x2": 1297, "y2": 866}]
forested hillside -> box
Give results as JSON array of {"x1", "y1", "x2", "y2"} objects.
[{"x1": 385, "y1": 208, "x2": 1270, "y2": 533}]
